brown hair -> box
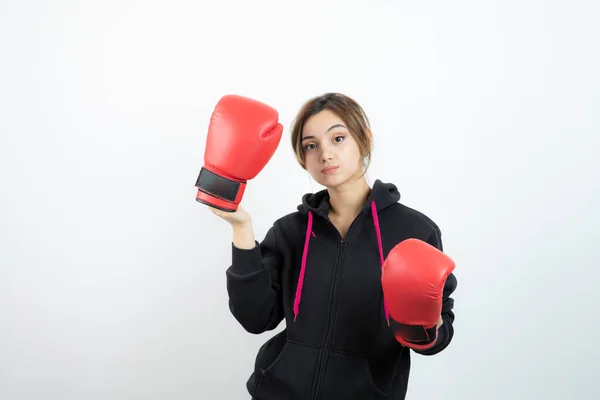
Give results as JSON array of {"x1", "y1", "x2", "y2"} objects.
[{"x1": 290, "y1": 93, "x2": 373, "y2": 172}]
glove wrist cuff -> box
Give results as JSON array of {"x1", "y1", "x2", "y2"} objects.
[
  {"x1": 195, "y1": 166, "x2": 246, "y2": 211},
  {"x1": 391, "y1": 319, "x2": 439, "y2": 350}
]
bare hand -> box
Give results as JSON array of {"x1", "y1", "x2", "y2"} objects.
[
  {"x1": 208, "y1": 204, "x2": 252, "y2": 227},
  {"x1": 436, "y1": 315, "x2": 443, "y2": 329}
]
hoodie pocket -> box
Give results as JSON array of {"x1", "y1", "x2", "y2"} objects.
[
  {"x1": 319, "y1": 350, "x2": 390, "y2": 399},
  {"x1": 251, "y1": 340, "x2": 320, "y2": 400}
]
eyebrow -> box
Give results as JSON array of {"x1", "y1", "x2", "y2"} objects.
[{"x1": 301, "y1": 124, "x2": 346, "y2": 142}]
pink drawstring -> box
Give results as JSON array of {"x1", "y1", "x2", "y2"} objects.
[
  {"x1": 293, "y1": 210, "x2": 313, "y2": 321},
  {"x1": 371, "y1": 201, "x2": 390, "y2": 326},
  {"x1": 293, "y1": 202, "x2": 389, "y2": 326}
]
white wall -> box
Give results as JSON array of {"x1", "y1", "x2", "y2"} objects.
[{"x1": 1, "y1": 0, "x2": 599, "y2": 399}]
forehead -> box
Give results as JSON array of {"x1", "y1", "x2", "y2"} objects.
[{"x1": 301, "y1": 110, "x2": 346, "y2": 138}]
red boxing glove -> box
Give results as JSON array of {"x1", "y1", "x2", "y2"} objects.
[
  {"x1": 195, "y1": 94, "x2": 283, "y2": 212},
  {"x1": 381, "y1": 238, "x2": 455, "y2": 350}
]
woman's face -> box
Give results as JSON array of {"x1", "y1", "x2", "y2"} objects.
[{"x1": 301, "y1": 109, "x2": 364, "y2": 188}]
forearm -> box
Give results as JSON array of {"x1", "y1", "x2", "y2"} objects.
[
  {"x1": 232, "y1": 221, "x2": 256, "y2": 249},
  {"x1": 226, "y1": 225, "x2": 283, "y2": 334}
]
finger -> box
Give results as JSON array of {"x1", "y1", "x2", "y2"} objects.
[{"x1": 208, "y1": 207, "x2": 221, "y2": 216}]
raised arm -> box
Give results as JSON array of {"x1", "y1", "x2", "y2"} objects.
[{"x1": 225, "y1": 221, "x2": 284, "y2": 334}]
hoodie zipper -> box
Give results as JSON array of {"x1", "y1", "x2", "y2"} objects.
[{"x1": 310, "y1": 214, "x2": 362, "y2": 400}]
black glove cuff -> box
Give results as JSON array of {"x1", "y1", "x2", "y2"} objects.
[
  {"x1": 390, "y1": 319, "x2": 438, "y2": 345},
  {"x1": 195, "y1": 167, "x2": 241, "y2": 202}
]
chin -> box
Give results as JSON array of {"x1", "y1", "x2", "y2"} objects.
[
  {"x1": 310, "y1": 174, "x2": 336, "y2": 188},
  {"x1": 315, "y1": 173, "x2": 351, "y2": 189}
]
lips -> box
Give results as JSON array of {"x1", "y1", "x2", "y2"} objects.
[{"x1": 321, "y1": 166, "x2": 339, "y2": 174}]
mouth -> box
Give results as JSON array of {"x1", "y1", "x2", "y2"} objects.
[{"x1": 321, "y1": 166, "x2": 339, "y2": 174}]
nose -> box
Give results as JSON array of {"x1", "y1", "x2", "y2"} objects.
[{"x1": 319, "y1": 143, "x2": 333, "y2": 163}]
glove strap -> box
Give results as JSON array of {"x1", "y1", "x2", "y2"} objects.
[
  {"x1": 195, "y1": 166, "x2": 246, "y2": 211},
  {"x1": 391, "y1": 319, "x2": 438, "y2": 349}
]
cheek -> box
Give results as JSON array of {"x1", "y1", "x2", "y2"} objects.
[
  {"x1": 303, "y1": 151, "x2": 319, "y2": 169},
  {"x1": 342, "y1": 143, "x2": 362, "y2": 166}
]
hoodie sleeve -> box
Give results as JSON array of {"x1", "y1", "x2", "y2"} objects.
[
  {"x1": 412, "y1": 227, "x2": 458, "y2": 356},
  {"x1": 225, "y1": 225, "x2": 284, "y2": 334}
]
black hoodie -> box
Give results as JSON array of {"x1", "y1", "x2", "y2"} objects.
[{"x1": 225, "y1": 180, "x2": 457, "y2": 400}]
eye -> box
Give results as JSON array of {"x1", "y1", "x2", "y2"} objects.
[
  {"x1": 334, "y1": 135, "x2": 345, "y2": 143},
  {"x1": 304, "y1": 143, "x2": 316, "y2": 151}
]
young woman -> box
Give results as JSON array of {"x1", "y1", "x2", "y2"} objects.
[{"x1": 209, "y1": 93, "x2": 458, "y2": 400}]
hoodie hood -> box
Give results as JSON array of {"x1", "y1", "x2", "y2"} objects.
[
  {"x1": 293, "y1": 179, "x2": 401, "y2": 324},
  {"x1": 297, "y1": 179, "x2": 401, "y2": 217}
]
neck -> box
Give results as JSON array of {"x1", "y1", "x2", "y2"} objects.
[{"x1": 327, "y1": 176, "x2": 371, "y2": 219}]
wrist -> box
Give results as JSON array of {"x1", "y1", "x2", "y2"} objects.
[
  {"x1": 231, "y1": 219, "x2": 252, "y2": 231},
  {"x1": 232, "y1": 221, "x2": 255, "y2": 249}
]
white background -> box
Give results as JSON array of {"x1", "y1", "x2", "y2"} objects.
[{"x1": 1, "y1": 0, "x2": 599, "y2": 399}]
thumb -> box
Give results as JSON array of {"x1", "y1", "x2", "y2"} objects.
[{"x1": 261, "y1": 122, "x2": 283, "y2": 143}]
